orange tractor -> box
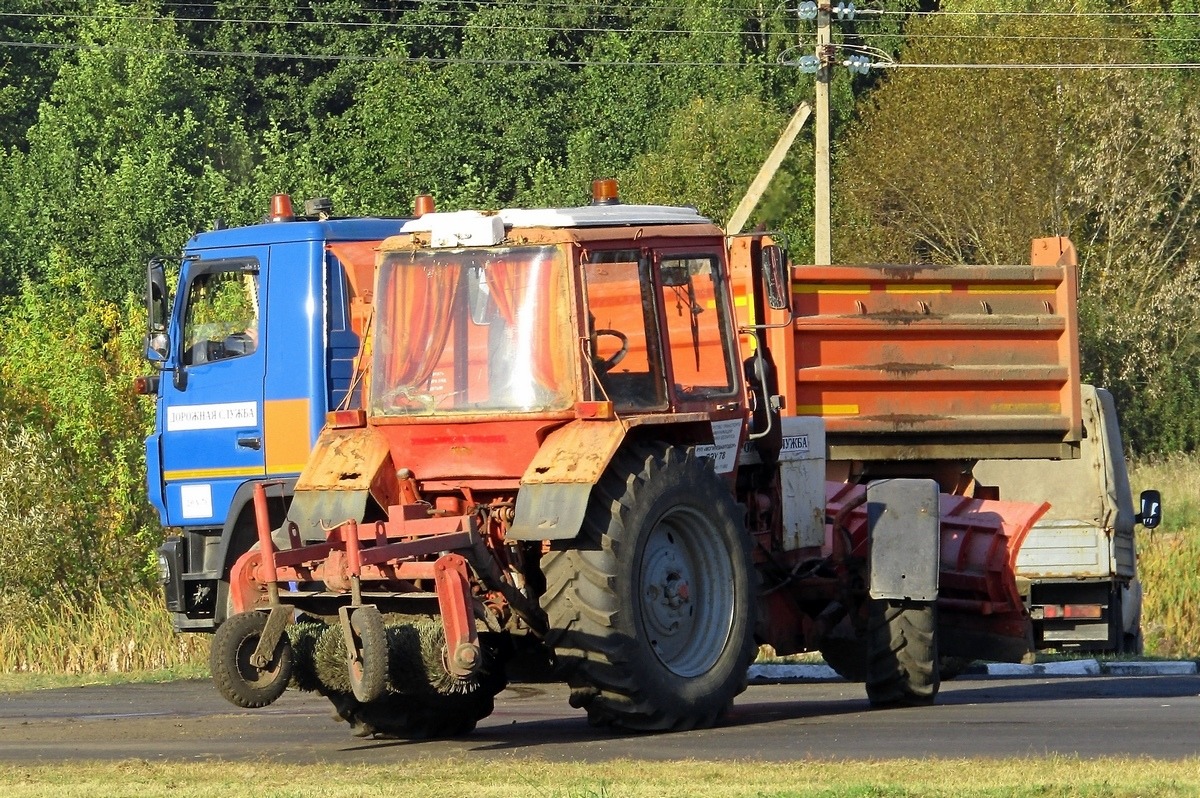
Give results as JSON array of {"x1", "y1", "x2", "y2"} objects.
[{"x1": 213, "y1": 183, "x2": 1049, "y2": 736}]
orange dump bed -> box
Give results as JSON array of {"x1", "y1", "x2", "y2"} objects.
[{"x1": 736, "y1": 237, "x2": 1082, "y2": 461}]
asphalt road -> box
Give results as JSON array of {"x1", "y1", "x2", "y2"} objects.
[{"x1": 1, "y1": 673, "x2": 1198, "y2": 763}]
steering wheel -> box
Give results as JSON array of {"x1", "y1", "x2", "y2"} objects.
[{"x1": 593, "y1": 328, "x2": 629, "y2": 373}]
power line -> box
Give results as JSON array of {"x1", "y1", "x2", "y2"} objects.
[
  {"x1": 853, "y1": 31, "x2": 1200, "y2": 44},
  {"x1": 4, "y1": 36, "x2": 1199, "y2": 71},
  {"x1": 138, "y1": 0, "x2": 791, "y2": 15},
  {"x1": 876, "y1": 9, "x2": 1200, "y2": 18},
  {"x1": 10, "y1": 9, "x2": 1200, "y2": 51},
  {"x1": 0, "y1": 37, "x2": 786, "y2": 67},
  {"x1": 882, "y1": 61, "x2": 1200, "y2": 70},
  {"x1": 0, "y1": 10, "x2": 800, "y2": 38}
]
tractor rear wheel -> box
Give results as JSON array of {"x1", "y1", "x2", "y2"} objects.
[
  {"x1": 541, "y1": 444, "x2": 756, "y2": 731},
  {"x1": 210, "y1": 611, "x2": 293, "y2": 708},
  {"x1": 865, "y1": 599, "x2": 939, "y2": 707}
]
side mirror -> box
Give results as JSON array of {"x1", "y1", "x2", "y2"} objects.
[
  {"x1": 145, "y1": 259, "x2": 171, "y2": 362},
  {"x1": 761, "y1": 244, "x2": 790, "y2": 311},
  {"x1": 1136, "y1": 489, "x2": 1162, "y2": 530}
]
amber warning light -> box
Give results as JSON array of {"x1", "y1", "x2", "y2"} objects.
[
  {"x1": 270, "y1": 193, "x2": 295, "y2": 222},
  {"x1": 591, "y1": 178, "x2": 619, "y2": 206},
  {"x1": 414, "y1": 194, "x2": 436, "y2": 217}
]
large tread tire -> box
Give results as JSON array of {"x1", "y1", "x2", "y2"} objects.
[
  {"x1": 347, "y1": 607, "x2": 388, "y2": 703},
  {"x1": 540, "y1": 444, "x2": 757, "y2": 731},
  {"x1": 210, "y1": 611, "x2": 293, "y2": 709},
  {"x1": 865, "y1": 599, "x2": 939, "y2": 707}
]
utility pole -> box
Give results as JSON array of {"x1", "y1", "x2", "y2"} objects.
[{"x1": 814, "y1": 3, "x2": 832, "y2": 266}]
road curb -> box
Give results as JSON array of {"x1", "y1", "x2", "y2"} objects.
[{"x1": 748, "y1": 663, "x2": 841, "y2": 682}]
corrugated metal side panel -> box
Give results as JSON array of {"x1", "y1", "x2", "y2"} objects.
[
  {"x1": 1015, "y1": 519, "x2": 1109, "y2": 578},
  {"x1": 779, "y1": 247, "x2": 1082, "y2": 455}
]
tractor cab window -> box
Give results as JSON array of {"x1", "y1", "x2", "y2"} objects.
[
  {"x1": 583, "y1": 251, "x2": 667, "y2": 410},
  {"x1": 657, "y1": 254, "x2": 737, "y2": 402},
  {"x1": 372, "y1": 245, "x2": 575, "y2": 415},
  {"x1": 181, "y1": 266, "x2": 259, "y2": 366}
]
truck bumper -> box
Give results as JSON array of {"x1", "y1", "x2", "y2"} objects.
[{"x1": 157, "y1": 534, "x2": 222, "y2": 633}]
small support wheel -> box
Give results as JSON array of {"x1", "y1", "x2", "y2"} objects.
[
  {"x1": 210, "y1": 611, "x2": 293, "y2": 708},
  {"x1": 346, "y1": 606, "x2": 388, "y2": 703}
]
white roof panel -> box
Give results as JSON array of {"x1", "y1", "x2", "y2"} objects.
[{"x1": 399, "y1": 204, "x2": 711, "y2": 237}]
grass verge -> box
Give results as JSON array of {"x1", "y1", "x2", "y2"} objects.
[{"x1": 0, "y1": 757, "x2": 1198, "y2": 797}]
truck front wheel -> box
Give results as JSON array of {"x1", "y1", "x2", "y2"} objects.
[{"x1": 541, "y1": 444, "x2": 756, "y2": 731}]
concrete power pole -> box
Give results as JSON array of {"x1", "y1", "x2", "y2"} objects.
[{"x1": 814, "y1": 3, "x2": 832, "y2": 266}]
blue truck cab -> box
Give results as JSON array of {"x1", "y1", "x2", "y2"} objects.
[{"x1": 143, "y1": 196, "x2": 407, "y2": 631}]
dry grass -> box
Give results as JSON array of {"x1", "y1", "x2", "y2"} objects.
[
  {"x1": 0, "y1": 454, "x2": 1190, "y2": 682},
  {"x1": 0, "y1": 588, "x2": 207, "y2": 676},
  {"x1": 1130, "y1": 455, "x2": 1200, "y2": 658}
]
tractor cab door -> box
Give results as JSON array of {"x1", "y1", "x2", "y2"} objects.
[{"x1": 582, "y1": 243, "x2": 745, "y2": 474}]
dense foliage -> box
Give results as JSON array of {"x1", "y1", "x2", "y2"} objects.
[{"x1": 0, "y1": 0, "x2": 1195, "y2": 619}]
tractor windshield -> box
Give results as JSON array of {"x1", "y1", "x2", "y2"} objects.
[{"x1": 371, "y1": 244, "x2": 576, "y2": 416}]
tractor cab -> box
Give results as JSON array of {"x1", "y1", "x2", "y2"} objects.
[{"x1": 364, "y1": 191, "x2": 752, "y2": 484}]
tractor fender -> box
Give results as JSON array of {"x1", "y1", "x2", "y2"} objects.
[
  {"x1": 506, "y1": 419, "x2": 626, "y2": 541},
  {"x1": 285, "y1": 425, "x2": 399, "y2": 543}
]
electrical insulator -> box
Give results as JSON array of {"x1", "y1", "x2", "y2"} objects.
[
  {"x1": 798, "y1": 54, "x2": 820, "y2": 73},
  {"x1": 834, "y1": 1, "x2": 856, "y2": 19},
  {"x1": 843, "y1": 54, "x2": 871, "y2": 74},
  {"x1": 797, "y1": 1, "x2": 818, "y2": 21}
]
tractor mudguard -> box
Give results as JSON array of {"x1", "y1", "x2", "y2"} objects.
[
  {"x1": 867, "y1": 478, "x2": 940, "y2": 602},
  {"x1": 507, "y1": 419, "x2": 626, "y2": 541},
  {"x1": 286, "y1": 425, "x2": 399, "y2": 543}
]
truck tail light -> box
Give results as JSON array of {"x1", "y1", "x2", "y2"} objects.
[{"x1": 1042, "y1": 604, "x2": 1103, "y2": 620}]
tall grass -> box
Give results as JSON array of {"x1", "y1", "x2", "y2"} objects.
[
  {"x1": 0, "y1": 588, "x2": 207, "y2": 674},
  {"x1": 1131, "y1": 454, "x2": 1200, "y2": 657},
  {"x1": 1139, "y1": 532, "x2": 1200, "y2": 657}
]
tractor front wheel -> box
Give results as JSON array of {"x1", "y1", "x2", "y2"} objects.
[
  {"x1": 210, "y1": 611, "x2": 293, "y2": 708},
  {"x1": 346, "y1": 606, "x2": 389, "y2": 703}
]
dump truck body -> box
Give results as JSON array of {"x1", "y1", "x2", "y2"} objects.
[{"x1": 734, "y1": 237, "x2": 1153, "y2": 653}]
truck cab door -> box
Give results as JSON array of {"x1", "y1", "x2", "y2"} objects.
[{"x1": 157, "y1": 253, "x2": 267, "y2": 527}]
